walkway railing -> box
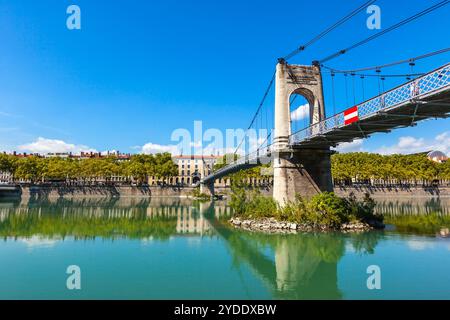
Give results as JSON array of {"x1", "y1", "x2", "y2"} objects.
[{"x1": 290, "y1": 63, "x2": 450, "y2": 144}]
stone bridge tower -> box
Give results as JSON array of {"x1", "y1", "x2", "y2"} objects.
[{"x1": 273, "y1": 60, "x2": 333, "y2": 205}]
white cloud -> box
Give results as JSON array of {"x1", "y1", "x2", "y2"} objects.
[
  {"x1": 18, "y1": 137, "x2": 96, "y2": 154},
  {"x1": 436, "y1": 131, "x2": 450, "y2": 144},
  {"x1": 0, "y1": 127, "x2": 18, "y2": 133},
  {"x1": 0, "y1": 111, "x2": 14, "y2": 117},
  {"x1": 334, "y1": 139, "x2": 364, "y2": 153},
  {"x1": 375, "y1": 132, "x2": 450, "y2": 155},
  {"x1": 406, "y1": 240, "x2": 435, "y2": 251},
  {"x1": 140, "y1": 141, "x2": 236, "y2": 156},
  {"x1": 101, "y1": 150, "x2": 118, "y2": 156},
  {"x1": 20, "y1": 236, "x2": 59, "y2": 249},
  {"x1": 397, "y1": 136, "x2": 425, "y2": 149},
  {"x1": 291, "y1": 104, "x2": 309, "y2": 121},
  {"x1": 141, "y1": 142, "x2": 179, "y2": 155}
]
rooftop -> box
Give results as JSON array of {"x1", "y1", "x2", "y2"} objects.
[{"x1": 173, "y1": 155, "x2": 222, "y2": 160}]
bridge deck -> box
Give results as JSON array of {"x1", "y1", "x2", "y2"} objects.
[
  {"x1": 290, "y1": 63, "x2": 450, "y2": 148},
  {"x1": 203, "y1": 63, "x2": 450, "y2": 184}
]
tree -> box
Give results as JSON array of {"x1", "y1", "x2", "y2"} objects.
[{"x1": 15, "y1": 156, "x2": 42, "y2": 182}]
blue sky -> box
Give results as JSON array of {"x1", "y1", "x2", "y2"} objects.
[{"x1": 0, "y1": 0, "x2": 449, "y2": 155}]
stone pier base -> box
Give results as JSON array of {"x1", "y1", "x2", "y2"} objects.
[
  {"x1": 273, "y1": 148, "x2": 334, "y2": 205},
  {"x1": 200, "y1": 182, "x2": 215, "y2": 199}
]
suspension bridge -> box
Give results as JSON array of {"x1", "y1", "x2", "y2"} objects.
[{"x1": 200, "y1": 0, "x2": 450, "y2": 204}]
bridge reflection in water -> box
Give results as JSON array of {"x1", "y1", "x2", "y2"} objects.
[{"x1": 0, "y1": 197, "x2": 447, "y2": 299}]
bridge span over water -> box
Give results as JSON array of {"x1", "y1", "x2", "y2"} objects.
[{"x1": 201, "y1": 62, "x2": 450, "y2": 204}]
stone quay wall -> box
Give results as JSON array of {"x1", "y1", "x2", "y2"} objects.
[{"x1": 1, "y1": 184, "x2": 448, "y2": 199}]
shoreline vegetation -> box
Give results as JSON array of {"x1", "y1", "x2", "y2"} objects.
[
  {"x1": 228, "y1": 176, "x2": 385, "y2": 233},
  {"x1": 0, "y1": 152, "x2": 449, "y2": 187}
]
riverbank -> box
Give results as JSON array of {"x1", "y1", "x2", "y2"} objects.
[
  {"x1": 1, "y1": 184, "x2": 449, "y2": 199},
  {"x1": 335, "y1": 185, "x2": 450, "y2": 197},
  {"x1": 0, "y1": 185, "x2": 254, "y2": 198}
]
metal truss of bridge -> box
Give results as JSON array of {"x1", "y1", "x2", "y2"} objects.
[{"x1": 289, "y1": 63, "x2": 450, "y2": 148}]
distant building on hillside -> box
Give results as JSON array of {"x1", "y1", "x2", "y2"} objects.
[
  {"x1": 427, "y1": 150, "x2": 448, "y2": 163},
  {"x1": 4, "y1": 151, "x2": 132, "y2": 161}
]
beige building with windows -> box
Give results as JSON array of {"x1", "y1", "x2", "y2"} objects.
[
  {"x1": 149, "y1": 155, "x2": 224, "y2": 186},
  {"x1": 148, "y1": 154, "x2": 273, "y2": 188},
  {"x1": 0, "y1": 172, "x2": 13, "y2": 183}
]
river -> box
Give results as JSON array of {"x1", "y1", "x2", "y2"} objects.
[{"x1": 0, "y1": 196, "x2": 449, "y2": 300}]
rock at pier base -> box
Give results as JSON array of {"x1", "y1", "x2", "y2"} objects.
[{"x1": 229, "y1": 217, "x2": 384, "y2": 233}]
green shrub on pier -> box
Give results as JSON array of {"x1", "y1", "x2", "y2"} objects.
[
  {"x1": 229, "y1": 188, "x2": 277, "y2": 219},
  {"x1": 190, "y1": 187, "x2": 211, "y2": 201},
  {"x1": 230, "y1": 187, "x2": 383, "y2": 229}
]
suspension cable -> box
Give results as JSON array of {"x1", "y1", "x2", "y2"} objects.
[
  {"x1": 331, "y1": 72, "x2": 337, "y2": 116},
  {"x1": 233, "y1": 70, "x2": 276, "y2": 156},
  {"x1": 318, "y1": 1, "x2": 450, "y2": 64},
  {"x1": 283, "y1": 0, "x2": 377, "y2": 61},
  {"x1": 333, "y1": 72, "x2": 425, "y2": 78},
  {"x1": 322, "y1": 47, "x2": 450, "y2": 74}
]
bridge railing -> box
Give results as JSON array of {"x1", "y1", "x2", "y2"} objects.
[
  {"x1": 290, "y1": 63, "x2": 450, "y2": 145},
  {"x1": 205, "y1": 147, "x2": 273, "y2": 181}
]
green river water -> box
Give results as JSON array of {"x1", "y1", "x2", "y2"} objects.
[{"x1": 0, "y1": 196, "x2": 449, "y2": 300}]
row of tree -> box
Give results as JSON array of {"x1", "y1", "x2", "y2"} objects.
[
  {"x1": 1, "y1": 151, "x2": 449, "y2": 185},
  {"x1": 214, "y1": 152, "x2": 450, "y2": 184},
  {"x1": 331, "y1": 152, "x2": 450, "y2": 184},
  {"x1": 0, "y1": 153, "x2": 178, "y2": 183}
]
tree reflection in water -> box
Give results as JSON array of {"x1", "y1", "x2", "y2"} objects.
[{"x1": 2, "y1": 197, "x2": 442, "y2": 299}]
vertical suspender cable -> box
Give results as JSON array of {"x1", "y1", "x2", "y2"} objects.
[
  {"x1": 376, "y1": 68, "x2": 381, "y2": 94},
  {"x1": 351, "y1": 73, "x2": 356, "y2": 105},
  {"x1": 361, "y1": 75, "x2": 365, "y2": 101},
  {"x1": 344, "y1": 73, "x2": 349, "y2": 107},
  {"x1": 331, "y1": 72, "x2": 337, "y2": 116}
]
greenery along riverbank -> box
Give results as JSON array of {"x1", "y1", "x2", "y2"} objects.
[
  {"x1": 214, "y1": 152, "x2": 450, "y2": 188},
  {"x1": 2, "y1": 151, "x2": 449, "y2": 185},
  {"x1": 0, "y1": 153, "x2": 178, "y2": 183},
  {"x1": 332, "y1": 152, "x2": 450, "y2": 184},
  {"x1": 383, "y1": 213, "x2": 450, "y2": 235},
  {"x1": 0, "y1": 210, "x2": 178, "y2": 240},
  {"x1": 229, "y1": 176, "x2": 384, "y2": 231}
]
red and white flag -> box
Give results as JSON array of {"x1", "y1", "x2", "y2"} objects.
[{"x1": 344, "y1": 106, "x2": 359, "y2": 125}]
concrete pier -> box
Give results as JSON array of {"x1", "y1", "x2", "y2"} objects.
[
  {"x1": 200, "y1": 182, "x2": 215, "y2": 199},
  {"x1": 273, "y1": 60, "x2": 332, "y2": 205},
  {"x1": 273, "y1": 149, "x2": 334, "y2": 205}
]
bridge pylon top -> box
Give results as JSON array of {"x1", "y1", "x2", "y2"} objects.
[{"x1": 273, "y1": 61, "x2": 326, "y2": 151}]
